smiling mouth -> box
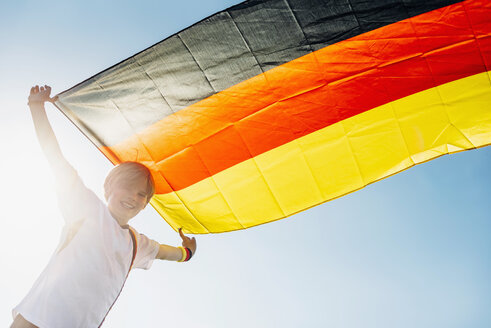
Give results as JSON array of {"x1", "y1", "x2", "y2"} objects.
[{"x1": 121, "y1": 201, "x2": 136, "y2": 210}]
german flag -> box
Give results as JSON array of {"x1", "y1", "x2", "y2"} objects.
[{"x1": 55, "y1": 0, "x2": 491, "y2": 233}]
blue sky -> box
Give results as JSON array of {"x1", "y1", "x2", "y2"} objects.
[{"x1": 1, "y1": 1, "x2": 490, "y2": 327}]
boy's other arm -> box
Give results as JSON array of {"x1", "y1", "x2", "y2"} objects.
[
  {"x1": 156, "y1": 228, "x2": 197, "y2": 261},
  {"x1": 28, "y1": 85, "x2": 72, "y2": 175},
  {"x1": 156, "y1": 244, "x2": 185, "y2": 261}
]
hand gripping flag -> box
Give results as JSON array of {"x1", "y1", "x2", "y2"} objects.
[{"x1": 55, "y1": 0, "x2": 491, "y2": 233}]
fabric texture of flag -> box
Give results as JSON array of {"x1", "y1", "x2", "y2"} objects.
[{"x1": 54, "y1": 0, "x2": 491, "y2": 233}]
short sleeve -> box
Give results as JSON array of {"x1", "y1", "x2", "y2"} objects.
[
  {"x1": 133, "y1": 231, "x2": 160, "y2": 270},
  {"x1": 54, "y1": 164, "x2": 101, "y2": 225}
]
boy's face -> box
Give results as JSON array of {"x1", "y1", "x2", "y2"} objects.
[{"x1": 107, "y1": 176, "x2": 149, "y2": 225}]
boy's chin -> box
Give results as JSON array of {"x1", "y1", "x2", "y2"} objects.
[
  {"x1": 110, "y1": 208, "x2": 139, "y2": 224},
  {"x1": 120, "y1": 211, "x2": 139, "y2": 221}
]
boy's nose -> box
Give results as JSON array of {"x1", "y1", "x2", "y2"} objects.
[{"x1": 125, "y1": 193, "x2": 136, "y2": 202}]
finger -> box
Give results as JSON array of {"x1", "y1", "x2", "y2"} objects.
[
  {"x1": 34, "y1": 85, "x2": 39, "y2": 93},
  {"x1": 179, "y1": 228, "x2": 186, "y2": 240},
  {"x1": 30, "y1": 86, "x2": 35, "y2": 95}
]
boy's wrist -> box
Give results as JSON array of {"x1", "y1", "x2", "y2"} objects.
[
  {"x1": 27, "y1": 99, "x2": 45, "y2": 107},
  {"x1": 177, "y1": 246, "x2": 193, "y2": 262}
]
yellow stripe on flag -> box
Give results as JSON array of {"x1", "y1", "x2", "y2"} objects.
[{"x1": 151, "y1": 71, "x2": 491, "y2": 233}]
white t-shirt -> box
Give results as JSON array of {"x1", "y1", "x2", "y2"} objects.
[{"x1": 13, "y1": 165, "x2": 159, "y2": 328}]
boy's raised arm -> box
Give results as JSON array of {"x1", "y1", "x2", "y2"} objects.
[{"x1": 28, "y1": 85, "x2": 72, "y2": 176}]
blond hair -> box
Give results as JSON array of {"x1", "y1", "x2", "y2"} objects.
[{"x1": 104, "y1": 162, "x2": 155, "y2": 203}]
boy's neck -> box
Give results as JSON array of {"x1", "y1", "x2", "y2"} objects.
[{"x1": 108, "y1": 208, "x2": 131, "y2": 227}]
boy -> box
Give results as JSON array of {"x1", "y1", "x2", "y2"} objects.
[{"x1": 11, "y1": 85, "x2": 196, "y2": 328}]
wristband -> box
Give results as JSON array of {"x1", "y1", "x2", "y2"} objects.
[{"x1": 177, "y1": 246, "x2": 193, "y2": 262}]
